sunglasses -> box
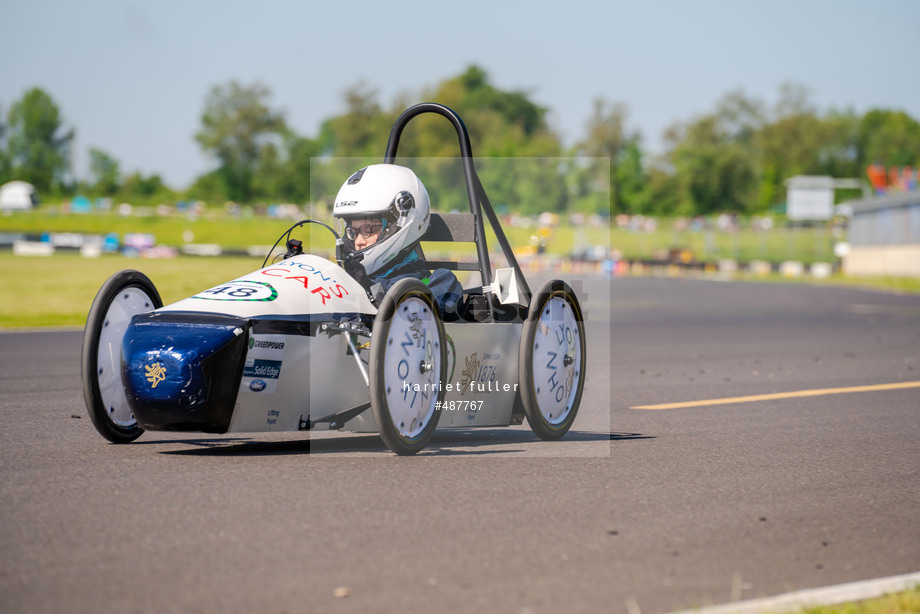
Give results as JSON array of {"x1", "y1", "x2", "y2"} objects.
[{"x1": 344, "y1": 223, "x2": 383, "y2": 240}]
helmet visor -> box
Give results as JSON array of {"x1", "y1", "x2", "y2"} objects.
[
  {"x1": 343, "y1": 222, "x2": 384, "y2": 242},
  {"x1": 336, "y1": 209, "x2": 399, "y2": 253}
]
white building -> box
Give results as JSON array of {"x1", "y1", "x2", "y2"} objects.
[
  {"x1": 0, "y1": 181, "x2": 38, "y2": 211},
  {"x1": 842, "y1": 192, "x2": 920, "y2": 277}
]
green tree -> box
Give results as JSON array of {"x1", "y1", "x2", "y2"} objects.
[
  {"x1": 195, "y1": 81, "x2": 286, "y2": 203},
  {"x1": 318, "y1": 83, "x2": 391, "y2": 158},
  {"x1": 313, "y1": 66, "x2": 565, "y2": 215},
  {"x1": 615, "y1": 141, "x2": 648, "y2": 212},
  {"x1": 410, "y1": 65, "x2": 559, "y2": 158},
  {"x1": 88, "y1": 148, "x2": 121, "y2": 196},
  {"x1": 0, "y1": 104, "x2": 10, "y2": 184},
  {"x1": 664, "y1": 107, "x2": 760, "y2": 215},
  {"x1": 814, "y1": 110, "x2": 861, "y2": 178},
  {"x1": 773, "y1": 82, "x2": 815, "y2": 119},
  {"x1": 277, "y1": 133, "x2": 319, "y2": 202},
  {"x1": 455, "y1": 65, "x2": 547, "y2": 138},
  {"x1": 756, "y1": 113, "x2": 824, "y2": 208},
  {"x1": 310, "y1": 84, "x2": 384, "y2": 208},
  {"x1": 657, "y1": 84, "x2": 872, "y2": 214},
  {"x1": 643, "y1": 162, "x2": 682, "y2": 216},
  {"x1": 5, "y1": 88, "x2": 74, "y2": 192},
  {"x1": 858, "y1": 109, "x2": 920, "y2": 167},
  {"x1": 755, "y1": 86, "x2": 868, "y2": 209},
  {"x1": 254, "y1": 131, "x2": 319, "y2": 203},
  {"x1": 121, "y1": 171, "x2": 171, "y2": 201},
  {"x1": 575, "y1": 99, "x2": 644, "y2": 214},
  {"x1": 186, "y1": 169, "x2": 226, "y2": 204},
  {"x1": 755, "y1": 84, "x2": 824, "y2": 209},
  {"x1": 411, "y1": 65, "x2": 563, "y2": 214}
]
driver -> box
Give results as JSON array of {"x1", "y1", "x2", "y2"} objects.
[{"x1": 333, "y1": 164, "x2": 463, "y2": 316}]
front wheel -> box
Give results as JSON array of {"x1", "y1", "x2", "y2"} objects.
[
  {"x1": 519, "y1": 279, "x2": 586, "y2": 440},
  {"x1": 81, "y1": 270, "x2": 162, "y2": 443},
  {"x1": 369, "y1": 279, "x2": 447, "y2": 455}
]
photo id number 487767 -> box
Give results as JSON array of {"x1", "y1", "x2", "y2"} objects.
[{"x1": 437, "y1": 400, "x2": 483, "y2": 412}]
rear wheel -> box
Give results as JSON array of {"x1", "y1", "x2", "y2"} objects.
[
  {"x1": 81, "y1": 270, "x2": 162, "y2": 443},
  {"x1": 519, "y1": 280, "x2": 586, "y2": 440},
  {"x1": 369, "y1": 279, "x2": 446, "y2": 455}
]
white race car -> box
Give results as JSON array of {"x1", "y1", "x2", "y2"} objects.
[{"x1": 82, "y1": 103, "x2": 587, "y2": 455}]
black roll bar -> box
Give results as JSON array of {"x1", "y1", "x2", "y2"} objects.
[{"x1": 383, "y1": 103, "x2": 532, "y2": 309}]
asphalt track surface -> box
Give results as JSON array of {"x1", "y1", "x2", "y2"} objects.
[{"x1": 2, "y1": 276, "x2": 919, "y2": 613}]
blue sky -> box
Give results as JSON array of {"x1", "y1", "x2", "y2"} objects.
[{"x1": 1, "y1": 0, "x2": 918, "y2": 188}]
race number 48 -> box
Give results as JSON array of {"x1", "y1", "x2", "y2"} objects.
[{"x1": 193, "y1": 281, "x2": 278, "y2": 302}]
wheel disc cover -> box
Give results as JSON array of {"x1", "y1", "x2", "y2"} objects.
[
  {"x1": 383, "y1": 296, "x2": 441, "y2": 439},
  {"x1": 530, "y1": 295, "x2": 582, "y2": 425},
  {"x1": 97, "y1": 287, "x2": 155, "y2": 428}
]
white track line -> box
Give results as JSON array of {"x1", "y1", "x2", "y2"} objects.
[{"x1": 669, "y1": 571, "x2": 920, "y2": 614}]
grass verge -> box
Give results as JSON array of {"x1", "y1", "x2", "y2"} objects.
[
  {"x1": 799, "y1": 587, "x2": 920, "y2": 614},
  {"x1": 0, "y1": 252, "x2": 265, "y2": 328}
]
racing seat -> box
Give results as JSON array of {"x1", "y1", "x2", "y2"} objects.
[
  {"x1": 418, "y1": 212, "x2": 523, "y2": 323},
  {"x1": 419, "y1": 212, "x2": 479, "y2": 271}
]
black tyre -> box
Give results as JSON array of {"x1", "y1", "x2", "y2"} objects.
[
  {"x1": 519, "y1": 279, "x2": 586, "y2": 440},
  {"x1": 81, "y1": 270, "x2": 162, "y2": 443},
  {"x1": 369, "y1": 278, "x2": 447, "y2": 455}
]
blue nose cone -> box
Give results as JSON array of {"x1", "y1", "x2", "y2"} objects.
[{"x1": 122, "y1": 313, "x2": 250, "y2": 432}]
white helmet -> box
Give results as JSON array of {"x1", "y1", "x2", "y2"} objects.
[{"x1": 333, "y1": 164, "x2": 431, "y2": 276}]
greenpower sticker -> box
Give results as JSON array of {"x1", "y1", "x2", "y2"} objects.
[
  {"x1": 193, "y1": 281, "x2": 277, "y2": 302},
  {"x1": 241, "y1": 334, "x2": 286, "y2": 394}
]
